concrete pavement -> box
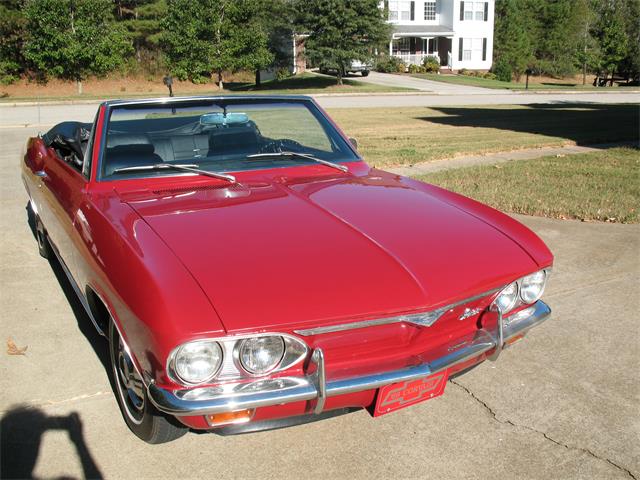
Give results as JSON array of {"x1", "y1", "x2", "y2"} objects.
[
  {"x1": 1, "y1": 125, "x2": 638, "y2": 479},
  {"x1": 1, "y1": 92, "x2": 638, "y2": 128},
  {"x1": 348, "y1": 70, "x2": 499, "y2": 94}
]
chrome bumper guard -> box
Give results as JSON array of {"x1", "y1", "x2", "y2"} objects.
[{"x1": 148, "y1": 300, "x2": 551, "y2": 417}]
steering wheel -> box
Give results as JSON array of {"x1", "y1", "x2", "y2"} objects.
[{"x1": 259, "y1": 139, "x2": 304, "y2": 154}]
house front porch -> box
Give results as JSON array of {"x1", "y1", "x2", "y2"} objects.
[{"x1": 389, "y1": 25, "x2": 454, "y2": 69}]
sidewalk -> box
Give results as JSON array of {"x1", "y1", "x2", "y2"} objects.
[{"x1": 387, "y1": 142, "x2": 637, "y2": 176}]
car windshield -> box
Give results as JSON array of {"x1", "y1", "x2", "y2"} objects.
[{"x1": 101, "y1": 98, "x2": 359, "y2": 179}]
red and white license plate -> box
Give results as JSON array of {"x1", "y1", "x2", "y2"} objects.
[{"x1": 373, "y1": 370, "x2": 449, "y2": 417}]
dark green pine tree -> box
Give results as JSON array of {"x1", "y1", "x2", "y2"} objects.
[
  {"x1": 0, "y1": 0, "x2": 26, "y2": 84},
  {"x1": 113, "y1": 0, "x2": 168, "y2": 66},
  {"x1": 593, "y1": 0, "x2": 629, "y2": 76},
  {"x1": 298, "y1": 0, "x2": 391, "y2": 85},
  {"x1": 493, "y1": 0, "x2": 534, "y2": 81}
]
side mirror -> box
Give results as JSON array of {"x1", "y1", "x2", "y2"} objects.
[{"x1": 349, "y1": 137, "x2": 358, "y2": 150}]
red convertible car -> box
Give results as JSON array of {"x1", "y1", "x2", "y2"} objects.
[{"x1": 22, "y1": 96, "x2": 552, "y2": 443}]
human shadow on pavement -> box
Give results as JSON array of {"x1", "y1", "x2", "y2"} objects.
[{"x1": 0, "y1": 406, "x2": 103, "y2": 479}]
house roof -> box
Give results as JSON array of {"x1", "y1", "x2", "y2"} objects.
[{"x1": 392, "y1": 24, "x2": 455, "y2": 38}]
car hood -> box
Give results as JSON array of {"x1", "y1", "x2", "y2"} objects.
[{"x1": 120, "y1": 169, "x2": 540, "y2": 333}]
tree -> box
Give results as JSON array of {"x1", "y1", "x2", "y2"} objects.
[
  {"x1": 113, "y1": 0, "x2": 167, "y2": 65},
  {"x1": 162, "y1": 0, "x2": 273, "y2": 87},
  {"x1": 298, "y1": 0, "x2": 390, "y2": 85},
  {"x1": 0, "y1": 0, "x2": 26, "y2": 84},
  {"x1": 592, "y1": 0, "x2": 629, "y2": 76},
  {"x1": 493, "y1": 0, "x2": 533, "y2": 81},
  {"x1": 24, "y1": 0, "x2": 132, "y2": 93}
]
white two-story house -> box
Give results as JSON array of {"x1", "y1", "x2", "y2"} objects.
[{"x1": 383, "y1": 0, "x2": 495, "y2": 71}]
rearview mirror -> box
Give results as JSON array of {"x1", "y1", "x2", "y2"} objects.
[
  {"x1": 349, "y1": 137, "x2": 358, "y2": 150},
  {"x1": 200, "y1": 112, "x2": 249, "y2": 126}
]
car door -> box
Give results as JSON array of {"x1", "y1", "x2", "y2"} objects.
[{"x1": 38, "y1": 153, "x2": 88, "y2": 280}]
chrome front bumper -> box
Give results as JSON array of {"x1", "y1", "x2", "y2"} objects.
[{"x1": 148, "y1": 300, "x2": 551, "y2": 417}]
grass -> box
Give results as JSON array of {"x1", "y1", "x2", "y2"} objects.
[
  {"x1": 328, "y1": 104, "x2": 639, "y2": 168},
  {"x1": 228, "y1": 72, "x2": 412, "y2": 94},
  {"x1": 415, "y1": 148, "x2": 640, "y2": 223},
  {"x1": 0, "y1": 73, "x2": 412, "y2": 102},
  {"x1": 409, "y1": 73, "x2": 613, "y2": 90}
]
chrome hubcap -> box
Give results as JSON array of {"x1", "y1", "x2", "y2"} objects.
[{"x1": 116, "y1": 337, "x2": 145, "y2": 418}]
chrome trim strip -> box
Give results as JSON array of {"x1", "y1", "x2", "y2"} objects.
[
  {"x1": 147, "y1": 301, "x2": 551, "y2": 417},
  {"x1": 293, "y1": 287, "x2": 501, "y2": 337}
]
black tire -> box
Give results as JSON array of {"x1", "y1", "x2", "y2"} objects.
[
  {"x1": 34, "y1": 215, "x2": 52, "y2": 259},
  {"x1": 109, "y1": 321, "x2": 187, "y2": 444},
  {"x1": 361, "y1": 70, "x2": 370, "y2": 77}
]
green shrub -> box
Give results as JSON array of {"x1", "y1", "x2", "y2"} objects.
[
  {"x1": 493, "y1": 59, "x2": 512, "y2": 82},
  {"x1": 408, "y1": 63, "x2": 426, "y2": 74},
  {"x1": 483, "y1": 72, "x2": 496, "y2": 80},
  {"x1": 375, "y1": 56, "x2": 406, "y2": 73},
  {"x1": 422, "y1": 55, "x2": 440, "y2": 73}
]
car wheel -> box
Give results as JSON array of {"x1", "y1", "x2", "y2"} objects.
[
  {"x1": 34, "y1": 215, "x2": 52, "y2": 259},
  {"x1": 361, "y1": 70, "x2": 370, "y2": 77},
  {"x1": 109, "y1": 321, "x2": 187, "y2": 444}
]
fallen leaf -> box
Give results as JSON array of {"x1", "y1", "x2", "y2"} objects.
[{"x1": 7, "y1": 338, "x2": 27, "y2": 356}]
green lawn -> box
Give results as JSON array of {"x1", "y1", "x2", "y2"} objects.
[
  {"x1": 415, "y1": 148, "x2": 639, "y2": 223},
  {"x1": 228, "y1": 72, "x2": 413, "y2": 94},
  {"x1": 409, "y1": 73, "x2": 615, "y2": 90},
  {"x1": 0, "y1": 73, "x2": 413, "y2": 102},
  {"x1": 329, "y1": 104, "x2": 639, "y2": 168}
]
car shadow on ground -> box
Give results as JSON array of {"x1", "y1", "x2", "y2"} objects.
[
  {"x1": 418, "y1": 103, "x2": 640, "y2": 146},
  {"x1": 0, "y1": 406, "x2": 104, "y2": 479}
]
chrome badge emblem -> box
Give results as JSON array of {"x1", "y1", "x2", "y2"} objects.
[{"x1": 459, "y1": 307, "x2": 482, "y2": 321}]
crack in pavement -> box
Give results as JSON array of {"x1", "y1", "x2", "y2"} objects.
[
  {"x1": 0, "y1": 391, "x2": 111, "y2": 415},
  {"x1": 449, "y1": 379, "x2": 637, "y2": 480}
]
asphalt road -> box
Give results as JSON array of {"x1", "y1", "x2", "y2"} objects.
[
  {"x1": 1, "y1": 91, "x2": 639, "y2": 128},
  {"x1": 1, "y1": 126, "x2": 639, "y2": 479}
]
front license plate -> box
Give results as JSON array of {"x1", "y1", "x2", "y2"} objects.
[{"x1": 373, "y1": 371, "x2": 449, "y2": 417}]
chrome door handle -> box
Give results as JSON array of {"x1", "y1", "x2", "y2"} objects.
[{"x1": 35, "y1": 170, "x2": 48, "y2": 178}]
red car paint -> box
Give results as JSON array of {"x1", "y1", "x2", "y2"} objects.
[{"x1": 22, "y1": 97, "x2": 553, "y2": 431}]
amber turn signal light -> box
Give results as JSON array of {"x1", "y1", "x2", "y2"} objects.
[
  {"x1": 505, "y1": 334, "x2": 525, "y2": 346},
  {"x1": 205, "y1": 409, "x2": 254, "y2": 427}
]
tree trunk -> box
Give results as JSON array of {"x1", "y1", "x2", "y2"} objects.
[
  {"x1": 77, "y1": 79, "x2": 83, "y2": 95},
  {"x1": 217, "y1": 70, "x2": 224, "y2": 89},
  {"x1": 336, "y1": 70, "x2": 343, "y2": 86},
  {"x1": 255, "y1": 69, "x2": 261, "y2": 87}
]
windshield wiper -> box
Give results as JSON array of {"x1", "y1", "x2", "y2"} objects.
[
  {"x1": 246, "y1": 151, "x2": 349, "y2": 173},
  {"x1": 112, "y1": 163, "x2": 237, "y2": 182}
]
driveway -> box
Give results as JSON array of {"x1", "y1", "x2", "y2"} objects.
[
  {"x1": 348, "y1": 70, "x2": 499, "y2": 94},
  {"x1": 1, "y1": 125, "x2": 638, "y2": 479}
]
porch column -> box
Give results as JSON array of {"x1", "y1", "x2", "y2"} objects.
[{"x1": 389, "y1": 40, "x2": 393, "y2": 56}]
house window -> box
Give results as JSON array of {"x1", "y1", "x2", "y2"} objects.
[
  {"x1": 462, "y1": 38, "x2": 472, "y2": 60},
  {"x1": 461, "y1": 38, "x2": 485, "y2": 61},
  {"x1": 389, "y1": 1, "x2": 412, "y2": 21},
  {"x1": 461, "y1": 1, "x2": 486, "y2": 21},
  {"x1": 424, "y1": 1, "x2": 436, "y2": 20}
]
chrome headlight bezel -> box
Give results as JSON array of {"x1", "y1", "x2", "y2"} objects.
[
  {"x1": 167, "y1": 333, "x2": 308, "y2": 387},
  {"x1": 236, "y1": 335, "x2": 286, "y2": 375},
  {"x1": 492, "y1": 268, "x2": 551, "y2": 315},
  {"x1": 168, "y1": 339, "x2": 224, "y2": 386},
  {"x1": 519, "y1": 270, "x2": 547, "y2": 304},
  {"x1": 494, "y1": 281, "x2": 519, "y2": 314}
]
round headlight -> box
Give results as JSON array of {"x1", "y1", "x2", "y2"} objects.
[
  {"x1": 173, "y1": 340, "x2": 223, "y2": 385},
  {"x1": 494, "y1": 282, "x2": 519, "y2": 313},
  {"x1": 520, "y1": 270, "x2": 547, "y2": 304},
  {"x1": 238, "y1": 336, "x2": 285, "y2": 375}
]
